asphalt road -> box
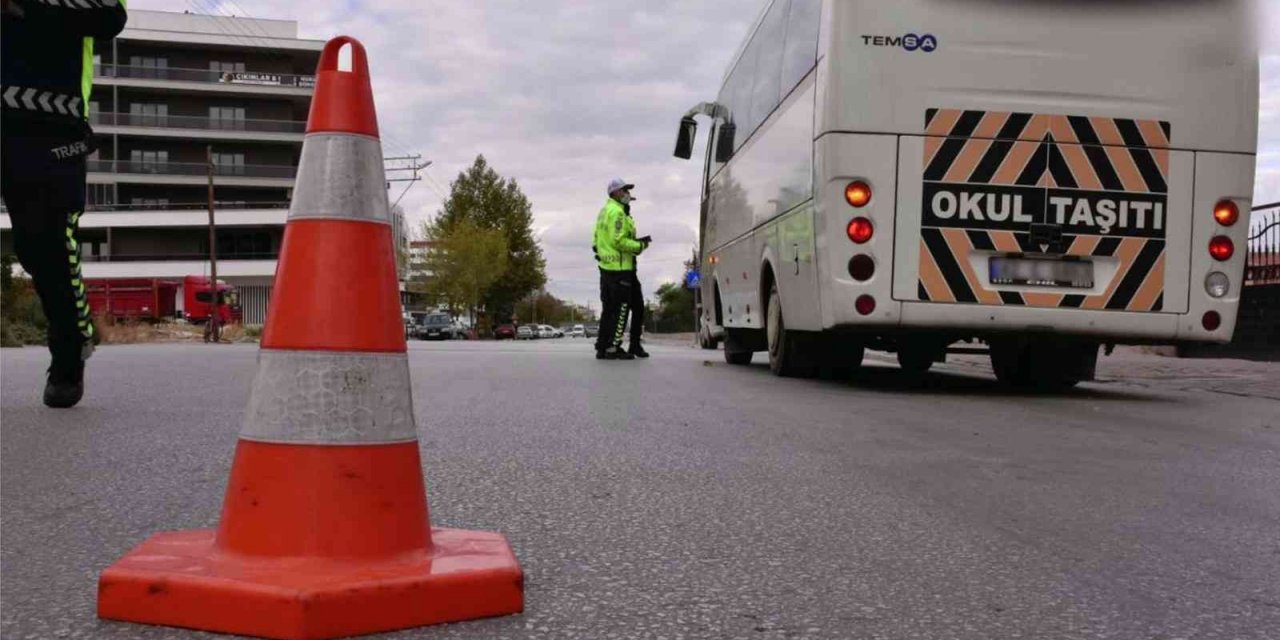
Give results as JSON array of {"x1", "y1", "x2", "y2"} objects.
[{"x1": 2, "y1": 340, "x2": 1278, "y2": 640}]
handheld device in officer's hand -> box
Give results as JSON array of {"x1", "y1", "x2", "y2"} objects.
[{"x1": 638, "y1": 235, "x2": 652, "y2": 244}]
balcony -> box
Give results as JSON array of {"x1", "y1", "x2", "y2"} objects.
[
  {"x1": 87, "y1": 159, "x2": 297, "y2": 188},
  {"x1": 91, "y1": 112, "x2": 306, "y2": 143},
  {"x1": 95, "y1": 64, "x2": 314, "y2": 98},
  {"x1": 1, "y1": 202, "x2": 291, "y2": 230},
  {"x1": 83, "y1": 252, "x2": 279, "y2": 263}
]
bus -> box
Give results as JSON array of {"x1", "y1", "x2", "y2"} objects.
[{"x1": 673, "y1": 0, "x2": 1258, "y2": 387}]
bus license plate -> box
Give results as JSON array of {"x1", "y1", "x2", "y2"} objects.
[{"x1": 989, "y1": 257, "x2": 1093, "y2": 289}]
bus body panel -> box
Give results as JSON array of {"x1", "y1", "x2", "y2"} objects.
[
  {"x1": 1178, "y1": 151, "x2": 1256, "y2": 342},
  {"x1": 810, "y1": 0, "x2": 1255, "y2": 343},
  {"x1": 822, "y1": 0, "x2": 1256, "y2": 153},
  {"x1": 814, "y1": 132, "x2": 901, "y2": 328}
]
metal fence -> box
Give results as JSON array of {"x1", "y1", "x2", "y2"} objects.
[
  {"x1": 98, "y1": 65, "x2": 314, "y2": 89},
  {"x1": 91, "y1": 112, "x2": 306, "y2": 134},
  {"x1": 81, "y1": 252, "x2": 279, "y2": 263},
  {"x1": 86, "y1": 160, "x2": 297, "y2": 179},
  {"x1": 1247, "y1": 202, "x2": 1279, "y2": 285}
]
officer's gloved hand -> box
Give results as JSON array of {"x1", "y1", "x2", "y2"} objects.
[
  {"x1": 638, "y1": 235, "x2": 652, "y2": 245},
  {"x1": 592, "y1": 244, "x2": 600, "y2": 262}
]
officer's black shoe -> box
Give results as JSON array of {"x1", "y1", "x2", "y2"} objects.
[
  {"x1": 43, "y1": 361, "x2": 85, "y2": 409},
  {"x1": 628, "y1": 344, "x2": 650, "y2": 358}
]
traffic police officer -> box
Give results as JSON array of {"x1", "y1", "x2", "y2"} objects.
[
  {"x1": 593, "y1": 178, "x2": 650, "y2": 359},
  {"x1": 2, "y1": 0, "x2": 128, "y2": 407}
]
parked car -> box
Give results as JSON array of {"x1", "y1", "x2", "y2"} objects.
[
  {"x1": 568, "y1": 324, "x2": 586, "y2": 338},
  {"x1": 494, "y1": 324, "x2": 516, "y2": 340},
  {"x1": 537, "y1": 324, "x2": 559, "y2": 339},
  {"x1": 584, "y1": 324, "x2": 600, "y2": 338},
  {"x1": 516, "y1": 325, "x2": 535, "y2": 340}
]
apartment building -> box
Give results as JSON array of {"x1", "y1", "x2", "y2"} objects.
[{"x1": 1, "y1": 9, "x2": 405, "y2": 324}]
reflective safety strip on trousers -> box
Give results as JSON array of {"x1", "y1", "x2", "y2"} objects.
[
  {"x1": 65, "y1": 211, "x2": 93, "y2": 339},
  {"x1": 240, "y1": 350, "x2": 417, "y2": 445},
  {"x1": 287, "y1": 132, "x2": 391, "y2": 224},
  {"x1": 614, "y1": 302, "x2": 629, "y2": 346},
  {"x1": 1, "y1": 85, "x2": 83, "y2": 118}
]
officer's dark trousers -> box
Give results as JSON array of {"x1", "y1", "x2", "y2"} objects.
[
  {"x1": 596, "y1": 269, "x2": 632, "y2": 352},
  {"x1": 1, "y1": 124, "x2": 94, "y2": 368},
  {"x1": 624, "y1": 270, "x2": 643, "y2": 346}
]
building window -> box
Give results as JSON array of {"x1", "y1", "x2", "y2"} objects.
[
  {"x1": 130, "y1": 197, "x2": 170, "y2": 209},
  {"x1": 129, "y1": 149, "x2": 169, "y2": 174},
  {"x1": 129, "y1": 102, "x2": 169, "y2": 127},
  {"x1": 209, "y1": 106, "x2": 246, "y2": 130},
  {"x1": 129, "y1": 55, "x2": 168, "y2": 79},
  {"x1": 86, "y1": 184, "x2": 115, "y2": 209},
  {"x1": 210, "y1": 61, "x2": 246, "y2": 74},
  {"x1": 212, "y1": 152, "x2": 246, "y2": 176}
]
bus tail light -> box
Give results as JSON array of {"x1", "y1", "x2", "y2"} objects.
[
  {"x1": 848, "y1": 255, "x2": 875, "y2": 281},
  {"x1": 1213, "y1": 200, "x2": 1239, "y2": 226},
  {"x1": 847, "y1": 217, "x2": 873, "y2": 244},
  {"x1": 1202, "y1": 311, "x2": 1221, "y2": 331},
  {"x1": 844, "y1": 181, "x2": 872, "y2": 208},
  {"x1": 1208, "y1": 236, "x2": 1234, "y2": 261},
  {"x1": 855, "y1": 295, "x2": 876, "y2": 316}
]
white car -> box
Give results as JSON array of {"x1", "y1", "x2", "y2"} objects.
[
  {"x1": 568, "y1": 324, "x2": 586, "y2": 338},
  {"x1": 537, "y1": 324, "x2": 559, "y2": 339}
]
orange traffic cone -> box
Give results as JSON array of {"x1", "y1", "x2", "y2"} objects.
[{"x1": 97, "y1": 36, "x2": 523, "y2": 640}]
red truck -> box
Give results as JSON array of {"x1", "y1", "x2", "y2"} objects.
[
  {"x1": 85, "y1": 279, "x2": 179, "y2": 321},
  {"x1": 182, "y1": 276, "x2": 242, "y2": 324},
  {"x1": 84, "y1": 276, "x2": 241, "y2": 324}
]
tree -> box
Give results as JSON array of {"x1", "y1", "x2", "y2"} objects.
[
  {"x1": 428, "y1": 155, "x2": 546, "y2": 323},
  {"x1": 653, "y1": 281, "x2": 695, "y2": 333},
  {"x1": 421, "y1": 219, "x2": 509, "y2": 328}
]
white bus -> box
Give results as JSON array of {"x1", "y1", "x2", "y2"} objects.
[{"x1": 674, "y1": 0, "x2": 1258, "y2": 387}]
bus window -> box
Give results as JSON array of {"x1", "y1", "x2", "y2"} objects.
[
  {"x1": 746, "y1": 0, "x2": 788, "y2": 134},
  {"x1": 780, "y1": 0, "x2": 820, "y2": 94}
]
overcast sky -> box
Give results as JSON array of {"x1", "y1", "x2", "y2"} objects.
[{"x1": 138, "y1": 0, "x2": 1278, "y2": 308}]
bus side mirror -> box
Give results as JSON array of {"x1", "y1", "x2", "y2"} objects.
[
  {"x1": 674, "y1": 117, "x2": 697, "y2": 159},
  {"x1": 714, "y1": 123, "x2": 736, "y2": 163}
]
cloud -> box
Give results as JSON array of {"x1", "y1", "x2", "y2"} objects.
[{"x1": 134, "y1": 0, "x2": 1280, "y2": 303}]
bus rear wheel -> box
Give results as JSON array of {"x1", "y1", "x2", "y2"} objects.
[{"x1": 766, "y1": 283, "x2": 816, "y2": 378}]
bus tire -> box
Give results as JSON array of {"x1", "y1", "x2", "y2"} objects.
[
  {"x1": 699, "y1": 325, "x2": 719, "y2": 350},
  {"x1": 766, "y1": 283, "x2": 816, "y2": 378},
  {"x1": 724, "y1": 330, "x2": 754, "y2": 365}
]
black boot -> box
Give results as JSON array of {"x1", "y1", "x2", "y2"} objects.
[
  {"x1": 600, "y1": 347, "x2": 634, "y2": 360},
  {"x1": 43, "y1": 359, "x2": 84, "y2": 408},
  {"x1": 628, "y1": 344, "x2": 650, "y2": 358}
]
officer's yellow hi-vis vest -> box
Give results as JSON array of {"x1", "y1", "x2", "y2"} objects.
[{"x1": 593, "y1": 198, "x2": 645, "y2": 271}]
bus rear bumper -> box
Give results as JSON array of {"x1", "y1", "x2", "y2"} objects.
[{"x1": 830, "y1": 301, "x2": 1235, "y2": 344}]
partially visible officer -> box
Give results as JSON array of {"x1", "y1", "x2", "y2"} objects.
[
  {"x1": 593, "y1": 178, "x2": 650, "y2": 360},
  {"x1": 2, "y1": 0, "x2": 128, "y2": 407}
]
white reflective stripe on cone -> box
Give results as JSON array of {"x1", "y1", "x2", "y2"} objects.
[
  {"x1": 240, "y1": 350, "x2": 417, "y2": 445},
  {"x1": 288, "y1": 132, "x2": 391, "y2": 224}
]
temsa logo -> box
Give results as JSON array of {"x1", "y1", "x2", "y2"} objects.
[{"x1": 862, "y1": 33, "x2": 937, "y2": 52}]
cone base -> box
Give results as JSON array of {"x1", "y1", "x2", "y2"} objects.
[{"x1": 98, "y1": 528, "x2": 523, "y2": 640}]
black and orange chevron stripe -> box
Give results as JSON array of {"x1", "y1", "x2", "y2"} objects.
[{"x1": 918, "y1": 108, "x2": 1170, "y2": 312}]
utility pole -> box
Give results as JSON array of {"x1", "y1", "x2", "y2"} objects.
[{"x1": 206, "y1": 145, "x2": 220, "y2": 343}]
